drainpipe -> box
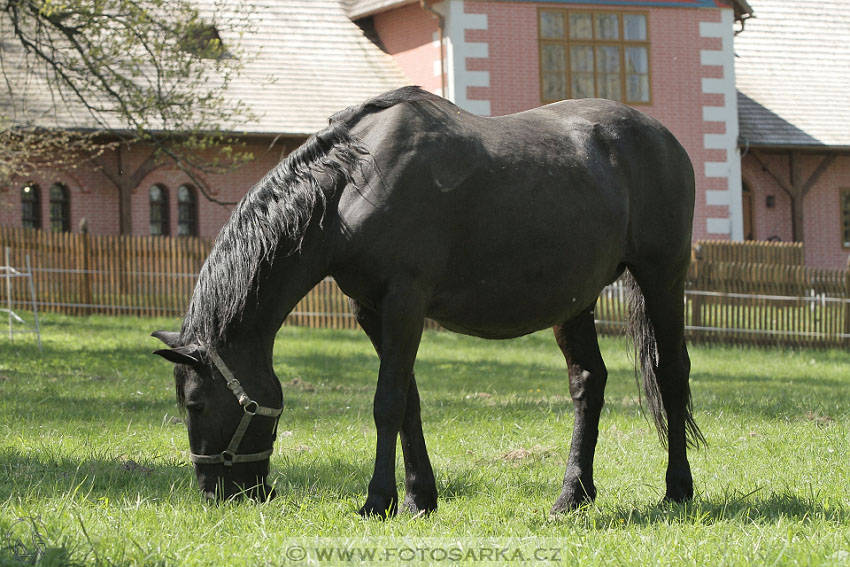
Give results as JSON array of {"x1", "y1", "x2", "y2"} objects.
[{"x1": 420, "y1": 0, "x2": 447, "y2": 97}]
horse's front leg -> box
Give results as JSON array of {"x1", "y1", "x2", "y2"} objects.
[
  {"x1": 359, "y1": 288, "x2": 427, "y2": 518},
  {"x1": 350, "y1": 298, "x2": 437, "y2": 516}
]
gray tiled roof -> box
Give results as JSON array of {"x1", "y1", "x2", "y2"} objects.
[
  {"x1": 735, "y1": 0, "x2": 850, "y2": 148},
  {"x1": 345, "y1": 0, "x2": 415, "y2": 19},
  {"x1": 347, "y1": 0, "x2": 753, "y2": 20},
  {"x1": 223, "y1": 0, "x2": 408, "y2": 135},
  {"x1": 3, "y1": 1, "x2": 409, "y2": 136}
]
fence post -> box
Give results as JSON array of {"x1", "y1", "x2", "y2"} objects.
[
  {"x1": 79, "y1": 219, "x2": 93, "y2": 315},
  {"x1": 25, "y1": 255, "x2": 42, "y2": 351},
  {"x1": 844, "y1": 268, "x2": 850, "y2": 346},
  {"x1": 690, "y1": 245, "x2": 703, "y2": 331},
  {"x1": 4, "y1": 247, "x2": 12, "y2": 340}
]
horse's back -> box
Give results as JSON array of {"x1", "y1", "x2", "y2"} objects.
[
  {"x1": 333, "y1": 94, "x2": 694, "y2": 337},
  {"x1": 493, "y1": 98, "x2": 695, "y2": 272}
]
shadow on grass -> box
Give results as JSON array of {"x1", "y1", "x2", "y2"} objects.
[
  {"x1": 2, "y1": 391, "x2": 175, "y2": 425},
  {"x1": 269, "y1": 457, "x2": 490, "y2": 503},
  {"x1": 584, "y1": 489, "x2": 850, "y2": 527},
  {"x1": 0, "y1": 448, "x2": 193, "y2": 503}
]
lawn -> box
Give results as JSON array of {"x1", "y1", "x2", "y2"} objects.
[{"x1": 0, "y1": 313, "x2": 848, "y2": 566}]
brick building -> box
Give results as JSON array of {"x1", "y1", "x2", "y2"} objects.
[{"x1": 3, "y1": 0, "x2": 848, "y2": 267}]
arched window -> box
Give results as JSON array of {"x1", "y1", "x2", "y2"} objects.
[
  {"x1": 49, "y1": 183, "x2": 70, "y2": 232},
  {"x1": 21, "y1": 183, "x2": 41, "y2": 229},
  {"x1": 177, "y1": 184, "x2": 198, "y2": 236},
  {"x1": 149, "y1": 185, "x2": 170, "y2": 236}
]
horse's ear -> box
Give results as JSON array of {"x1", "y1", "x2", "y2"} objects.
[
  {"x1": 153, "y1": 346, "x2": 202, "y2": 367},
  {"x1": 151, "y1": 330, "x2": 181, "y2": 348}
]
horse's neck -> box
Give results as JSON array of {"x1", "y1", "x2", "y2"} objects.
[{"x1": 233, "y1": 236, "x2": 331, "y2": 343}]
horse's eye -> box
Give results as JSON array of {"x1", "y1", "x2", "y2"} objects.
[{"x1": 185, "y1": 401, "x2": 205, "y2": 414}]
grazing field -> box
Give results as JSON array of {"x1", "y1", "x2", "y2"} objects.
[{"x1": 1, "y1": 314, "x2": 848, "y2": 566}]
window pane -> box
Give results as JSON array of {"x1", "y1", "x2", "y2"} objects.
[
  {"x1": 177, "y1": 184, "x2": 197, "y2": 236},
  {"x1": 541, "y1": 44, "x2": 566, "y2": 72},
  {"x1": 178, "y1": 185, "x2": 192, "y2": 203},
  {"x1": 571, "y1": 74, "x2": 595, "y2": 99},
  {"x1": 570, "y1": 46, "x2": 594, "y2": 99},
  {"x1": 623, "y1": 14, "x2": 647, "y2": 40},
  {"x1": 596, "y1": 45, "x2": 622, "y2": 101},
  {"x1": 543, "y1": 72, "x2": 567, "y2": 101},
  {"x1": 626, "y1": 73, "x2": 650, "y2": 102},
  {"x1": 625, "y1": 46, "x2": 648, "y2": 73},
  {"x1": 569, "y1": 13, "x2": 592, "y2": 39},
  {"x1": 594, "y1": 13, "x2": 619, "y2": 40},
  {"x1": 597, "y1": 73, "x2": 622, "y2": 101},
  {"x1": 21, "y1": 184, "x2": 40, "y2": 229},
  {"x1": 540, "y1": 11, "x2": 565, "y2": 39},
  {"x1": 149, "y1": 185, "x2": 168, "y2": 236},
  {"x1": 570, "y1": 46, "x2": 593, "y2": 72},
  {"x1": 596, "y1": 46, "x2": 620, "y2": 73},
  {"x1": 49, "y1": 183, "x2": 69, "y2": 232},
  {"x1": 50, "y1": 184, "x2": 65, "y2": 202}
]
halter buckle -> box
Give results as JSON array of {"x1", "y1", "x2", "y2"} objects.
[{"x1": 221, "y1": 450, "x2": 236, "y2": 467}]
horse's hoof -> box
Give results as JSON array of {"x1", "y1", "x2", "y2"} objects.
[
  {"x1": 550, "y1": 471, "x2": 596, "y2": 515},
  {"x1": 550, "y1": 475, "x2": 596, "y2": 516},
  {"x1": 664, "y1": 466, "x2": 694, "y2": 502},
  {"x1": 358, "y1": 495, "x2": 398, "y2": 519},
  {"x1": 549, "y1": 493, "x2": 594, "y2": 517},
  {"x1": 402, "y1": 493, "x2": 437, "y2": 516},
  {"x1": 663, "y1": 488, "x2": 694, "y2": 503}
]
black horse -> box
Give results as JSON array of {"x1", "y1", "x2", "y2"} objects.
[{"x1": 153, "y1": 86, "x2": 703, "y2": 516}]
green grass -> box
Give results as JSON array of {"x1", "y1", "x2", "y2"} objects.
[{"x1": 1, "y1": 313, "x2": 849, "y2": 566}]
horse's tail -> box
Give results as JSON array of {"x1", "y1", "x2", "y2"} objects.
[{"x1": 623, "y1": 269, "x2": 705, "y2": 449}]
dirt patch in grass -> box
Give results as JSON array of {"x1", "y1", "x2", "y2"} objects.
[
  {"x1": 499, "y1": 444, "x2": 554, "y2": 463},
  {"x1": 286, "y1": 377, "x2": 317, "y2": 392},
  {"x1": 804, "y1": 410, "x2": 835, "y2": 425}
]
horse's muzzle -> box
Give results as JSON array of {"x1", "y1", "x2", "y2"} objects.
[{"x1": 201, "y1": 480, "x2": 276, "y2": 502}]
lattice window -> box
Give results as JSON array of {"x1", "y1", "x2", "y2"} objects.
[
  {"x1": 177, "y1": 184, "x2": 198, "y2": 237},
  {"x1": 539, "y1": 9, "x2": 650, "y2": 104},
  {"x1": 49, "y1": 183, "x2": 70, "y2": 232},
  {"x1": 149, "y1": 185, "x2": 170, "y2": 236},
  {"x1": 21, "y1": 183, "x2": 41, "y2": 229}
]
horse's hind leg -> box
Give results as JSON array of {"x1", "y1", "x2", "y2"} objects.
[
  {"x1": 550, "y1": 305, "x2": 608, "y2": 514},
  {"x1": 627, "y1": 268, "x2": 704, "y2": 503},
  {"x1": 350, "y1": 299, "x2": 438, "y2": 516}
]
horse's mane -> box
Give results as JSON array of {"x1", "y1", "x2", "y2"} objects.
[{"x1": 181, "y1": 86, "x2": 442, "y2": 347}]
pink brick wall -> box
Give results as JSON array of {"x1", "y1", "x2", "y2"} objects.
[
  {"x1": 0, "y1": 165, "x2": 120, "y2": 234},
  {"x1": 0, "y1": 138, "x2": 301, "y2": 240},
  {"x1": 374, "y1": 4, "x2": 443, "y2": 94},
  {"x1": 743, "y1": 152, "x2": 850, "y2": 268}
]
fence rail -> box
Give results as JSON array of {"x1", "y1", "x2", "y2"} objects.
[
  {"x1": 693, "y1": 239, "x2": 805, "y2": 265},
  {"x1": 2, "y1": 226, "x2": 849, "y2": 347}
]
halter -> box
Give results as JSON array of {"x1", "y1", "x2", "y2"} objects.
[{"x1": 189, "y1": 348, "x2": 283, "y2": 467}]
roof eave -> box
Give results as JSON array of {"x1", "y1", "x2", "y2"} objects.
[
  {"x1": 740, "y1": 142, "x2": 850, "y2": 154},
  {"x1": 347, "y1": 0, "x2": 418, "y2": 20}
]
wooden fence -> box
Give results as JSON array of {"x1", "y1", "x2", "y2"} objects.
[
  {"x1": 2, "y1": 226, "x2": 849, "y2": 346},
  {"x1": 693, "y1": 239, "x2": 805, "y2": 265}
]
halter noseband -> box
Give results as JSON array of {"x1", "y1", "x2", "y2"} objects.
[{"x1": 189, "y1": 348, "x2": 283, "y2": 467}]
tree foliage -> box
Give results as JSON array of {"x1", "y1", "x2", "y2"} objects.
[{"x1": 0, "y1": 0, "x2": 255, "y2": 202}]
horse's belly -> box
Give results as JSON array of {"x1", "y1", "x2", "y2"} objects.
[{"x1": 426, "y1": 271, "x2": 607, "y2": 339}]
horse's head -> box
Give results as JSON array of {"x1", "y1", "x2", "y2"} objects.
[{"x1": 151, "y1": 330, "x2": 282, "y2": 502}]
